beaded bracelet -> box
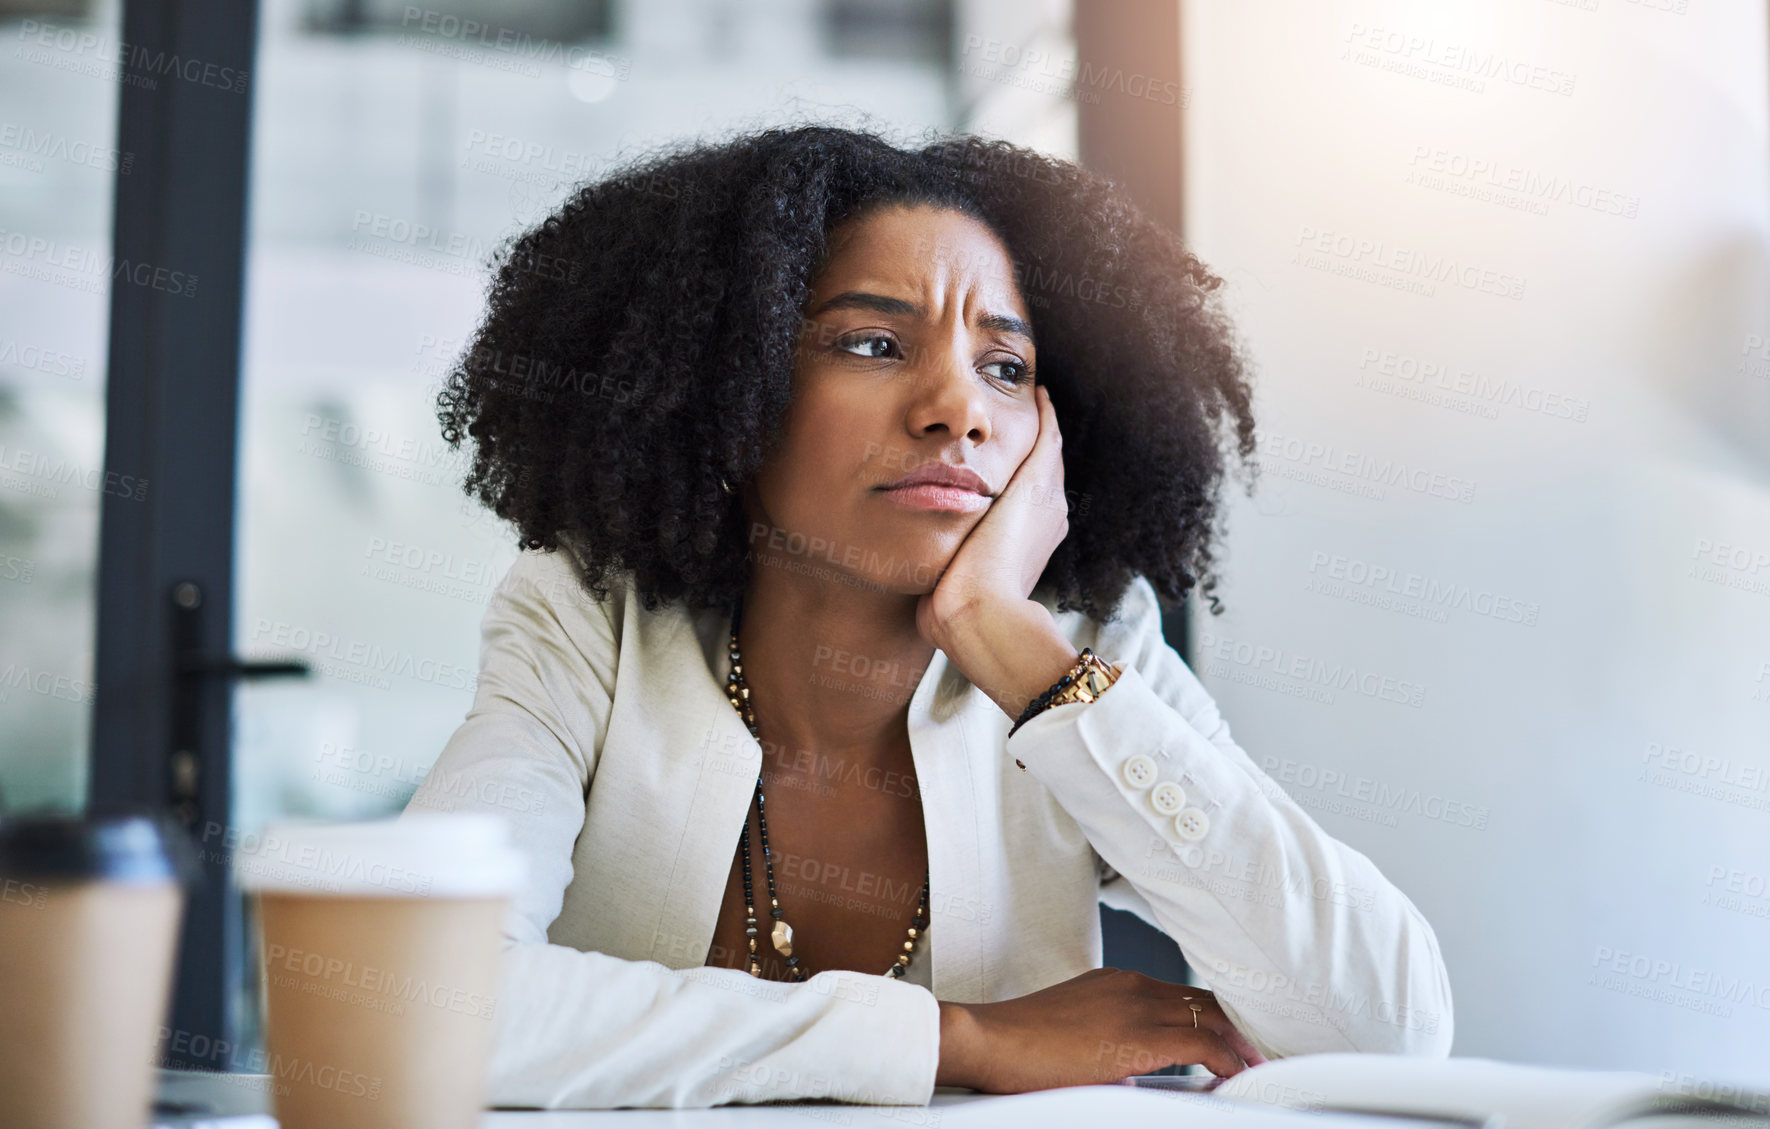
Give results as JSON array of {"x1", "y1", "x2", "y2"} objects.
[{"x1": 1008, "y1": 647, "x2": 1119, "y2": 738}]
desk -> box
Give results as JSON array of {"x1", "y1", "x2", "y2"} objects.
[{"x1": 152, "y1": 1069, "x2": 1467, "y2": 1129}]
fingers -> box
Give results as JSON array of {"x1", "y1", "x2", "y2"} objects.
[
  {"x1": 1187, "y1": 991, "x2": 1268, "y2": 1067},
  {"x1": 1198, "y1": 1032, "x2": 1251, "y2": 1078},
  {"x1": 1014, "y1": 385, "x2": 1065, "y2": 514},
  {"x1": 1216, "y1": 1020, "x2": 1268, "y2": 1067},
  {"x1": 1038, "y1": 384, "x2": 1063, "y2": 450},
  {"x1": 992, "y1": 386, "x2": 1066, "y2": 535},
  {"x1": 1155, "y1": 987, "x2": 1269, "y2": 1069},
  {"x1": 1011, "y1": 386, "x2": 1062, "y2": 483},
  {"x1": 1033, "y1": 385, "x2": 1062, "y2": 445},
  {"x1": 1167, "y1": 1027, "x2": 1249, "y2": 1079}
]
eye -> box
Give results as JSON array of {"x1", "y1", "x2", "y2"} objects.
[
  {"x1": 980, "y1": 358, "x2": 1034, "y2": 386},
  {"x1": 834, "y1": 331, "x2": 901, "y2": 360}
]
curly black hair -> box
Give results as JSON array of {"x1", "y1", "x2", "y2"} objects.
[{"x1": 435, "y1": 125, "x2": 1258, "y2": 622}]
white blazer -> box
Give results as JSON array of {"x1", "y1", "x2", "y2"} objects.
[{"x1": 401, "y1": 547, "x2": 1454, "y2": 1109}]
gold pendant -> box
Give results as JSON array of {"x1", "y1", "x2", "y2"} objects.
[{"x1": 771, "y1": 918, "x2": 794, "y2": 957}]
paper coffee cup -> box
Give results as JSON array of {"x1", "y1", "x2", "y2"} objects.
[
  {"x1": 236, "y1": 813, "x2": 525, "y2": 1129},
  {"x1": 0, "y1": 813, "x2": 188, "y2": 1129}
]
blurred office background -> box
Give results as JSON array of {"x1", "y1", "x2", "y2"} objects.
[{"x1": 1, "y1": 0, "x2": 1766, "y2": 1087}]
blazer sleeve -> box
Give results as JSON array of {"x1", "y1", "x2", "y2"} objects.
[
  {"x1": 1010, "y1": 575, "x2": 1454, "y2": 1061},
  {"x1": 400, "y1": 552, "x2": 941, "y2": 1109}
]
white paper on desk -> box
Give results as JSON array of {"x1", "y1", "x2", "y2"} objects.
[
  {"x1": 1213, "y1": 1054, "x2": 1770, "y2": 1129},
  {"x1": 931, "y1": 1084, "x2": 1473, "y2": 1129},
  {"x1": 480, "y1": 1089, "x2": 1471, "y2": 1129}
]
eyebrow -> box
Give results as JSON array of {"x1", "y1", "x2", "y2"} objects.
[{"x1": 808, "y1": 290, "x2": 1036, "y2": 346}]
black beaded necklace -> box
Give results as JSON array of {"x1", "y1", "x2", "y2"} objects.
[{"x1": 724, "y1": 604, "x2": 930, "y2": 981}]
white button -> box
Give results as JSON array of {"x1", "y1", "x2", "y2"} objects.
[
  {"x1": 1120, "y1": 754, "x2": 1157, "y2": 789},
  {"x1": 1174, "y1": 807, "x2": 1210, "y2": 841},
  {"x1": 1150, "y1": 781, "x2": 1186, "y2": 815}
]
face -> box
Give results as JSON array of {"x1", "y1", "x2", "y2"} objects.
[{"x1": 744, "y1": 203, "x2": 1041, "y2": 596}]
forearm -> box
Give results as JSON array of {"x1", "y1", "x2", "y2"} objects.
[
  {"x1": 935, "y1": 1001, "x2": 982, "y2": 1090},
  {"x1": 488, "y1": 943, "x2": 943, "y2": 1108},
  {"x1": 929, "y1": 596, "x2": 1081, "y2": 723}
]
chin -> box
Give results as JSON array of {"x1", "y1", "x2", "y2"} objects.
[{"x1": 846, "y1": 538, "x2": 956, "y2": 597}]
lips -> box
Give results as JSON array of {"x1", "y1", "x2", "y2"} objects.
[{"x1": 875, "y1": 462, "x2": 994, "y2": 496}]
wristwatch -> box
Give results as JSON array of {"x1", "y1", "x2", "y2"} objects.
[{"x1": 1009, "y1": 647, "x2": 1122, "y2": 743}]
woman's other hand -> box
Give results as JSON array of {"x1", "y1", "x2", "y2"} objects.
[{"x1": 935, "y1": 969, "x2": 1269, "y2": 1093}]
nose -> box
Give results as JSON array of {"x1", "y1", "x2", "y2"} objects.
[{"x1": 902, "y1": 336, "x2": 991, "y2": 445}]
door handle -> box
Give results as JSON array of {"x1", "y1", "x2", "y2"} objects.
[{"x1": 169, "y1": 580, "x2": 310, "y2": 830}]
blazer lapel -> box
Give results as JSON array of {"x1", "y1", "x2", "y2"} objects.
[
  {"x1": 907, "y1": 648, "x2": 991, "y2": 1003},
  {"x1": 642, "y1": 603, "x2": 762, "y2": 969}
]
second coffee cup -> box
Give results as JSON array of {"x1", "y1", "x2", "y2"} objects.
[{"x1": 236, "y1": 813, "x2": 525, "y2": 1129}]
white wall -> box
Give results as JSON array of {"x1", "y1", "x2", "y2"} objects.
[{"x1": 1182, "y1": 0, "x2": 1770, "y2": 1082}]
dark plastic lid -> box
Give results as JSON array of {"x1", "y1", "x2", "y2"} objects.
[{"x1": 0, "y1": 811, "x2": 192, "y2": 885}]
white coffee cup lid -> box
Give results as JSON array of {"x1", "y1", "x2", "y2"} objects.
[{"x1": 233, "y1": 812, "x2": 526, "y2": 899}]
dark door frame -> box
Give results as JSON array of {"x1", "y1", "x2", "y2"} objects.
[{"x1": 90, "y1": 0, "x2": 264, "y2": 1070}]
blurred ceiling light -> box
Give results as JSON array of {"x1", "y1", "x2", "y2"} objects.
[{"x1": 568, "y1": 59, "x2": 619, "y2": 103}]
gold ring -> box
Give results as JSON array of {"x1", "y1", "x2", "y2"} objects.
[{"x1": 1189, "y1": 1003, "x2": 1203, "y2": 1028}]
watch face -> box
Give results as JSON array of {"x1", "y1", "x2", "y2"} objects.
[{"x1": 1082, "y1": 661, "x2": 1116, "y2": 696}]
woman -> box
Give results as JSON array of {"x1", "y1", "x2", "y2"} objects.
[{"x1": 408, "y1": 125, "x2": 1453, "y2": 1109}]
